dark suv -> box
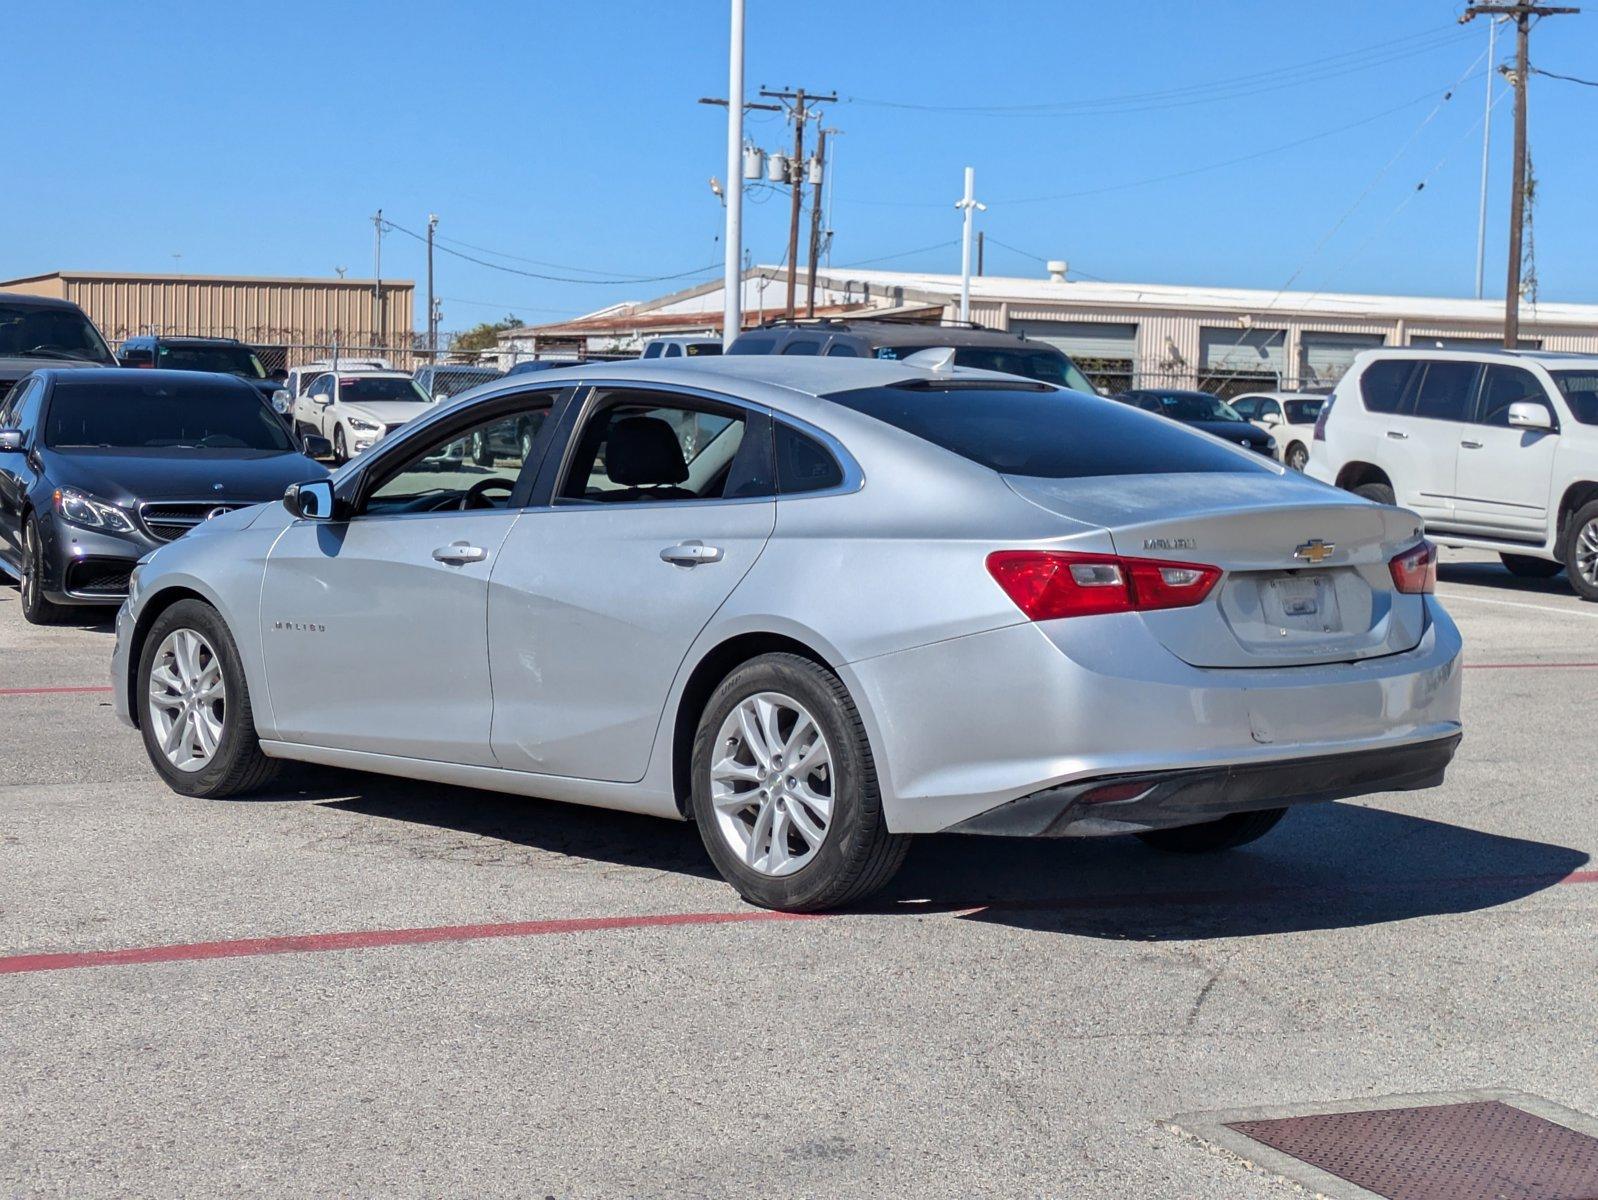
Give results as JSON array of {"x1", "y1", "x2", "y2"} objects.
[
  {"x1": 118, "y1": 336, "x2": 283, "y2": 407},
  {"x1": 727, "y1": 318, "x2": 1098, "y2": 393},
  {"x1": 0, "y1": 293, "x2": 116, "y2": 402}
]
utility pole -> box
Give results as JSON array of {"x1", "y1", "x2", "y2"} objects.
[
  {"x1": 426, "y1": 213, "x2": 438, "y2": 360},
  {"x1": 805, "y1": 128, "x2": 831, "y2": 317},
  {"x1": 976, "y1": 231, "x2": 985, "y2": 277},
  {"x1": 1474, "y1": 16, "x2": 1499, "y2": 299},
  {"x1": 760, "y1": 87, "x2": 836, "y2": 318},
  {"x1": 1462, "y1": 2, "x2": 1578, "y2": 346},
  {"x1": 955, "y1": 167, "x2": 986, "y2": 323},
  {"x1": 722, "y1": 0, "x2": 745, "y2": 346},
  {"x1": 372, "y1": 209, "x2": 385, "y2": 350}
]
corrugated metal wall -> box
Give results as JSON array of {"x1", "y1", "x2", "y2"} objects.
[{"x1": 5, "y1": 273, "x2": 414, "y2": 350}]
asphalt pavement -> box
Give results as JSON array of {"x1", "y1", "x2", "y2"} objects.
[{"x1": 1, "y1": 548, "x2": 1594, "y2": 1199}]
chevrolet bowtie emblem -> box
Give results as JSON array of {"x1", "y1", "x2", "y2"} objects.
[{"x1": 1294, "y1": 538, "x2": 1335, "y2": 564}]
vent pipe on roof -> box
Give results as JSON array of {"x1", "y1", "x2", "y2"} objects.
[{"x1": 1046, "y1": 260, "x2": 1068, "y2": 282}]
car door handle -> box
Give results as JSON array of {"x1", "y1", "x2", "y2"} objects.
[
  {"x1": 660, "y1": 541, "x2": 723, "y2": 566},
  {"x1": 1460, "y1": 439, "x2": 1484, "y2": 449},
  {"x1": 432, "y1": 542, "x2": 488, "y2": 565},
  {"x1": 1386, "y1": 430, "x2": 1409, "y2": 440}
]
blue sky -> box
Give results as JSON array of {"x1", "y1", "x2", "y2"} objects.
[{"x1": 5, "y1": 1, "x2": 1595, "y2": 331}]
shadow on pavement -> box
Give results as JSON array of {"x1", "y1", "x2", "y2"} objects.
[
  {"x1": 269, "y1": 766, "x2": 1588, "y2": 940},
  {"x1": 885, "y1": 801, "x2": 1589, "y2": 940},
  {"x1": 1438, "y1": 559, "x2": 1573, "y2": 598}
]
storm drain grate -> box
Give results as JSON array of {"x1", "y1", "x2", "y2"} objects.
[
  {"x1": 1228, "y1": 1100, "x2": 1598, "y2": 1200},
  {"x1": 1166, "y1": 1091, "x2": 1598, "y2": 1200}
]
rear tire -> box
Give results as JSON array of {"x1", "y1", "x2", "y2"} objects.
[
  {"x1": 135, "y1": 599, "x2": 280, "y2": 798},
  {"x1": 1285, "y1": 442, "x2": 1309, "y2": 471},
  {"x1": 19, "y1": 516, "x2": 69, "y2": 625},
  {"x1": 1354, "y1": 482, "x2": 1395, "y2": 506},
  {"x1": 1500, "y1": 552, "x2": 1563, "y2": 579},
  {"x1": 1136, "y1": 808, "x2": 1287, "y2": 854},
  {"x1": 1564, "y1": 500, "x2": 1598, "y2": 601},
  {"x1": 691, "y1": 653, "x2": 909, "y2": 912}
]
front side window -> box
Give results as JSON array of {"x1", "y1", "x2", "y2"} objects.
[
  {"x1": 664, "y1": 344, "x2": 683, "y2": 358},
  {"x1": 641, "y1": 343, "x2": 663, "y2": 359},
  {"x1": 1476, "y1": 365, "x2": 1550, "y2": 427},
  {"x1": 1359, "y1": 360, "x2": 1419, "y2": 415},
  {"x1": 44, "y1": 379, "x2": 293, "y2": 451},
  {"x1": 1411, "y1": 361, "x2": 1479, "y2": 421},
  {"x1": 364, "y1": 397, "x2": 555, "y2": 516},
  {"x1": 558, "y1": 392, "x2": 756, "y2": 504},
  {"x1": 1549, "y1": 370, "x2": 1598, "y2": 426},
  {"x1": 1284, "y1": 398, "x2": 1323, "y2": 425},
  {"x1": 1230, "y1": 396, "x2": 1261, "y2": 419},
  {"x1": 824, "y1": 383, "x2": 1268, "y2": 479}
]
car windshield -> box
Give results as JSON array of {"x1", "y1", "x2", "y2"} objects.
[
  {"x1": 882, "y1": 345, "x2": 1095, "y2": 393},
  {"x1": 1284, "y1": 398, "x2": 1324, "y2": 424},
  {"x1": 156, "y1": 343, "x2": 267, "y2": 379},
  {"x1": 44, "y1": 378, "x2": 294, "y2": 451},
  {"x1": 1142, "y1": 392, "x2": 1243, "y2": 422},
  {"x1": 341, "y1": 377, "x2": 430, "y2": 403},
  {"x1": 0, "y1": 303, "x2": 114, "y2": 364},
  {"x1": 824, "y1": 383, "x2": 1266, "y2": 479},
  {"x1": 1549, "y1": 370, "x2": 1598, "y2": 425}
]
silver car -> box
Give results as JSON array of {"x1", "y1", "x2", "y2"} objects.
[{"x1": 111, "y1": 357, "x2": 1463, "y2": 911}]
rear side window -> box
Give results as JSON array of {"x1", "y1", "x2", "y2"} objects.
[
  {"x1": 822, "y1": 384, "x2": 1267, "y2": 479},
  {"x1": 1550, "y1": 370, "x2": 1598, "y2": 425},
  {"x1": 1359, "y1": 360, "x2": 1418, "y2": 414},
  {"x1": 825, "y1": 342, "x2": 858, "y2": 357},
  {"x1": 1411, "y1": 361, "x2": 1480, "y2": 421},
  {"x1": 727, "y1": 335, "x2": 776, "y2": 355},
  {"x1": 782, "y1": 339, "x2": 822, "y2": 356},
  {"x1": 775, "y1": 424, "x2": 844, "y2": 493}
]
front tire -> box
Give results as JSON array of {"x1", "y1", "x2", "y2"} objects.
[
  {"x1": 691, "y1": 653, "x2": 909, "y2": 912},
  {"x1": 1354, "y1": 482, "x2": 1395, "y2": 506},
  {"x1": 1565, "y1": 500, "x2": 1598, "y2": 601},
  {"x1": 1285, "y1": 442, "x2": 1309, "y2": 471},
  {"x1": 332, "y1": 426, "x2": 348, "y2": 465},
  {"x1": 19, "y1": 515, "x2": 68, "y2": 625},
  {"x1": 135, "y1": 599, "x2": 280, "y2": 798},
  {"x1": 471, "y1": 428, "x2": 493, "y2": 467},
  {"x1": 1501, "y1": 552, "x2": 1563, "y2": 579},
  {"x1": 1136, "y1": 808, "x2": 1287, "y2": 853}
]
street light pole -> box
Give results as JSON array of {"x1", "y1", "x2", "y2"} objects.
[
  {"x1": 721, "y1": 0, "x2": 745, "y2": 348},
  {"x1": 955, "y1": 167, "x2": 985, "y2": 323}
]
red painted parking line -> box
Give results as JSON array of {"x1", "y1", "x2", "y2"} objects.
[
  {"x1": 0, "y1": 685, "x2": 114, "y2": 696},
  {"x1": 2, "y1": 868, "x2": 1593, "y2": 978}
]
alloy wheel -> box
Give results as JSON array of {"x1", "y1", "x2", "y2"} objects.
[
  {"x1": 1577, "y1": 517, "x2": 1598, "y2": 587},
  {"x1": 1287, "y1": 445, "x2": 1308, "y2": 471},
  {"x1": 709, "y1": 692, "x2": 833, "y2": 877},
  {"x1": 21, "y1": 522, "x2": 39, "y2": 610},
  {"x1": 147, "y1": 629, "x2": 227, "y2": 773}
]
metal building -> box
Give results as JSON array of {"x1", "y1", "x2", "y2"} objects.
[{"x1": 0, "y1": 270, "x2": 417, "y2": 369}]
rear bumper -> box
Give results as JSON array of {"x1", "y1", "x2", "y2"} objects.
[{"x1": 948, "y1": 732, "x2": 1461, "y2": 837}]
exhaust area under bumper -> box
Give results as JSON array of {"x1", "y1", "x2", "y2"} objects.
[{"x1": 946, "y1": 731, "x2": 1462, "y2": 838}]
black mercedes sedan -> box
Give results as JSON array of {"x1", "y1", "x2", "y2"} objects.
[
  {"x1": 1112, "y1": 388, "x2": 1277, "y2": 456},
  {"x1": 0, "y1": 369, "x2": 329, "y2": 623}
]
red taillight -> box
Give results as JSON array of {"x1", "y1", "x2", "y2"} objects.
[
  {"x1": 986, "y1": 550, "x2": 1222, "y2": 620},
  {"x1": 1389, "y1": 540, "x2": 1437, "y2": 594},
  {"x1": 1313, "y1": 393, "x2": 1335, "y2": 441}
]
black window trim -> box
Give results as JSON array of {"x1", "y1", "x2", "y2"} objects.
[
  {"x1": 538, "y1": 379, "x2": 777, "y2": 512},
  {"x1": 772, "y1": 412, "x2": 864, "y2": 498}
]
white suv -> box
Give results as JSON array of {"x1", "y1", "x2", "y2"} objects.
[{"x1": 1307, "y1": 347, "x2": 1598, "y2": 599}]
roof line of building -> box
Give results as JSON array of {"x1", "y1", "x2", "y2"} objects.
[{"x1": 1, "y1": 270, "x2": 414, "y2": 287}]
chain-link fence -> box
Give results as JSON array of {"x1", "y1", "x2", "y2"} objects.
[{"x1": 1076, "y1": 357, "x2": 1295, "y2": 399}]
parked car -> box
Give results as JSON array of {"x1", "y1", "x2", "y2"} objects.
[
  {"x1": 1307, "y1": 347, "x2": 1598, "y2": 599},
  {"x1": 277, "y1": 359, "x2": 392, "y2": 417},
  {"x1": 0, "y1": 369, "x2": 329, "y2": 623},
  {"x1": 413, "y1": 362, "x2": 504, "y2": 402},
  {"x1": 1229, "y1": 391, "x2": 1325, "y2": 470},
  {"x1": 641, "y1": 336, "x2": 723, "y2": 359},
  {"x1": 1114, "y1": 388, "x2": 1277, "y2": 457},
  {"x1": 118, "y1": 336, "x2": 282, "y2": 410},
  {"x1": 728, "y1": 317, "x2": 1099, "y2": 393},
  {"x1": 290, "y1": 370, "x2": 433, "y2": 463},
  {"x1": 111, "y1": 356, "x2": 1461, "y2": 911},
  {"x1": 0, "y1": 293, "x2": 115, "y2": 401}
]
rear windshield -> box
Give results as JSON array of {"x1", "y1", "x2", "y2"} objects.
[
  {"x1": 823, "y1": 384, "x2": 1267, "y2": 479},
  {"x1": 342, "y1": 376, "x2": 430, "y2": 403},
  {"x1": 45, "y1": 378, "x2": 293, "y2": 451},
  {"x1": 0, "y1": 303, "x2": 114, "y2": 364},
  {"x1": 1550, "y1": 370, "x2": 1598, "y2": 425},
  {"x1": 1132, "y1": 391, "x2": 1243, "y2": 422},
  {"x1": 157, "y1": 342, "x2": 266, "y2": 379}
]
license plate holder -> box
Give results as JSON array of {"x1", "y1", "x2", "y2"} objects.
[{"x1": 1265, "y1": 573, "x2": 1340, "y2": 629}]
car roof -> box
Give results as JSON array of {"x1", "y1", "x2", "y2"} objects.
[
  {"x1": 1233, "y1": 390, "x2": 1323, "y2": 401},
  {"x1": 334, "y1": 369, "x2": 414, "y2": 379},
  {"x1": 1356, "y1": 345, "x2": 1598, "y2": 370},
  {"x1": 0, "y1": 291, "x2": 86, "y2": 312},
  {"x1": 32, "y1": 367, "x2": 258, "y2": 390}
]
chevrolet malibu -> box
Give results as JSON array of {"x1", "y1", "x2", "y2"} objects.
[{"x1": 112, "y1": 357, "x2": 1463, "y2": 911}]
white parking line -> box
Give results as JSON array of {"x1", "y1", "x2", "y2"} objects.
[{"x1": 1437, "y1": 590, "x2": 1598, "y2": 619}]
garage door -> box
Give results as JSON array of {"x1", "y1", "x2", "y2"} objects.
[
  {"x1": 1300, "y1": 331, "x2": 1385, "y2": 386},
  {"x1": 1010, "y1": 320, "x2": 1138, "y2": 362},
  {"x1": 1200, "y1": 327, "x2": 1287, "y2": 374}
]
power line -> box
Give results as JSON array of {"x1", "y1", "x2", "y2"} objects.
[
  {"x1": 1531, "y1": 65, "x2": 1598, "y2": 86},
  {"x1": 431, "y1": 232, "x2": 701, "y2": 281},
  {"x1": 835, "y1": 239, "x2": 960, "y2": 268},
  {"x1": 846, "y1": 26, "x2": 1471, "y2": 116},
  {"x1": 381, "y1": 218, "x2": 719, "y2": 286}
]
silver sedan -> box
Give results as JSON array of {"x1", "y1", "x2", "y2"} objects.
[{"x1": 111, "y1": 356, "x2": 1463, "y2": 910}]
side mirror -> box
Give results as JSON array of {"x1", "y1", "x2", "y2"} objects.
[
  {"x1": 1507, "y1": 400, "x2": 1554, "y2": 431},
  {"x1": 434, "y1": 392, "x2": 449, "y2": 404},
  {"x1": 0, "y1": 429, "x2": 23, "y2": 452},
  {"x1": 301, "y1": 434, "x2": 333, "y2": 460},
  {"x1": 311, "y1": 391, "x2": 332, "y2": 406},
  {"x1": 1259, "y1": 411, "x2": 1282, "y2": 426},
  {"x1": 284, "y1": 479, "x2": 336, "y2": 520}
]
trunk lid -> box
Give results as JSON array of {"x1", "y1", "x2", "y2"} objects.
[{"x1": 1004, "y1": 472, "x2": 1429, "y2": 668}]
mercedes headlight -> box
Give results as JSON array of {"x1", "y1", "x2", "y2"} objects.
[{"x1": 53, "y1": 488, "x2": 137, "y2": 533}]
